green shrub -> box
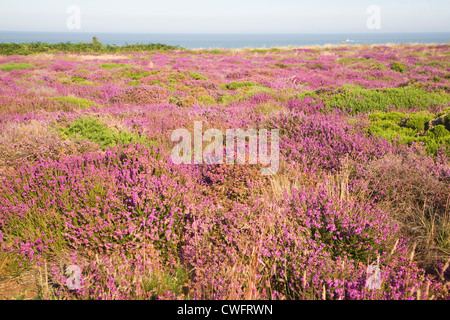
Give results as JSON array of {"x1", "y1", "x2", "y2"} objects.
[
  {"x1": 337, "y1": 57, "x2": 382, "y2": 67},
  {"x1": 309, "y1": 63, "x2": 324, "y2": 70},
  {"x1": 120, "y1": 69, "x2": 150, "y2": 80},
  {"x1": 368, "y1": 110, "x2": 450, "y2": 155},
  {"x1": 197, "y1": 95, "x2": 216, "y2": 105},
  {"x1": 0, "y1": 40, "x2": 182, "y2": 56},
  {"x1": 391, "y1": 62, "x2": 408, "y2": 73},
  {"x1": 249, "y1": 49, "x2": 270, "y2": 54},
  {"x1": 70, "y1": 75, "x2": 94, "y2": 86},
  {"x1": 101, "y1": 63, "x2": 134, "y2": 69},
  {"x1": 0, "y1": 62, "x2": 35, "y2": 72},
  {"x1": 303, "y1": 87, "x2": 450, "y2": 114},
  {"x1": 370, "y1": 62, "x2": 387, "y2": 71},
  {"x1": 52, "y1": 96, "x2": 96, "y2": 109},
  {"x1": 444, "y1": 114, "x2": 450, "y2": 127},
  {"x1": 187, "y1": 71, "x2": 208, "y2": 80},
  {"x1": 426, "y1": 125, "x2": 450, "y2": 139},
  {"x1": 407, "y1": 53, "x2": 425, "y2": 57},
  {"x1": 418, "y1": 61, "x2": 450, "y2": 68},
  {"x1": 273, "y1": 62, "x2": 290, "y2": 69},
  {"x1": 217, "y1": 94, "x2": 235, "y2": 105},
  {"x1": 59, "y1": 117, "x2": 155, "y2": 150},
  {"x1": 368, "y1": 111, "x2": 406, "y2": 123},
  {"x1": 220, "y1": 81, "x2": 264, "y2": 91},
  {"x1": 127, "y1": 80, "x2": 141, "y2": 86},
  {"x1": 71, "y1": 75, "x2": 87, "y2": 82},
  {"x1": 404, "y1": 112, "x2": 434, "y2": 132}
]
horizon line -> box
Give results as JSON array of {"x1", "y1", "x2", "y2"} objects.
[{"x1": 2, "y1": 30, "x2": 450, "y2": 35}]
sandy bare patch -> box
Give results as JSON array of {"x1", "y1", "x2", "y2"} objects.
[
  {"x1": 65, "y1": 54, "x2": 129, "y2": 61},
  {"x1": 32, "y1": 53, "x2": 129, "y2": 61},
  {"x1": 0, "y1": 271, "x2": 39, "y2": 300}
]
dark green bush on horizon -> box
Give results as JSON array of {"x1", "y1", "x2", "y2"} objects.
[{"x1": 0, "y1": 37, "x2": 182, "y2": 55}]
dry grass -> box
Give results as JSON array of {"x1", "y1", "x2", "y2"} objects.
[
  {"x1": 255, "y1": 102, "x2": 287, "y2": 117},
  {"x1": 34, "y1": 244, "x2": 188, "y2": 300},
  {"x1": 0, "y1": 119, "x2": 100, "y2": 169},
  {"x1": 265, "y1": 158, "x2": 318, "y2": 203},
  {"x1": 32, "y1": 53, "x2": 129, "y2": 62},
  {"x1": 362, "y1": 152, "x2": 450, "y2": 274}
]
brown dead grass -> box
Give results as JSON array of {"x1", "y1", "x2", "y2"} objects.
[
  {"x1": 31, "y1": 53, "x2": 129, "y2": 62},
  {"x1": 361, "y1": 152, "x2": 450, "y2": 274},
  {"x1": 0, "y1": 120, "x2": 100, "y2": 169}
]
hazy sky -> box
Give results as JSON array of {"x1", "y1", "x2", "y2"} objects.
[{"x1": 0, "y1": 0, "x2": 449, "y2": 33}]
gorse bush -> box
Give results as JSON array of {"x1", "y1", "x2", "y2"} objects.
[{"x1": 391, "y1": 62, "x2": 408, "y2": 73}]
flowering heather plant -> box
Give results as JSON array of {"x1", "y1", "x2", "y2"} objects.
[{"x1": 0, "y1": 44, "x2": 449, "y2": 300}]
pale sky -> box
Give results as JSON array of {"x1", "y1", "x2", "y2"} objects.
[{"x1": 0, "y1": 0, "x2": 449, "y2": 33}]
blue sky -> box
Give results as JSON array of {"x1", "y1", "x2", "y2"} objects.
[{"x1": 0, "y1": 0, "x2": 449, "y2": 33}]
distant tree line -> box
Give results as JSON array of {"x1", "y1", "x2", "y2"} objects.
[{"x1": 0, "y1": 37, "x2": 183, "y2": 55}]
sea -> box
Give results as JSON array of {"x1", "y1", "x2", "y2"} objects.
[{"x1": 0, "y1": 31, "x2": 449, "y2": 49}]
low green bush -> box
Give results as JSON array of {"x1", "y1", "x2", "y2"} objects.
[
  {"x1": 52, "y1": 96, "x2": 96, "y2": 109},
  {"x1": 187, "y1": 71, "x2": 208, "y2": 80},
  {"x1": 120, "y1": 69, "x2": 150, "y2": 80},
  {"x1": 0, "y1": 40, "x2": 182, "y2": 56},
  {"x1": 59, "y1": 117, "x2": 155, "y2": 150},
  {"x1": 101, "y1": 63, "x2": 134, "y2": 69},
  {"x1": 299, "y1": 87, "x2": 450, "y2": 114},
  {"x1": 197, "y1": 95, "x2": 216, "y2": 105},
  {"x1": 391, "y1": 62, "x2": 408, "y2": 73},
  {"x1": 0, "y1": 62, "x2": 35, "y2": 72},
  {"x1": 368, "y1": 110, "x2": 450, "y2": 155},
  {"x1": 220, "y1": 81, "x2": 265, "y2": 91},
  {"x1": 404, "y1": 112, "x2": 434, "y2": 132}
]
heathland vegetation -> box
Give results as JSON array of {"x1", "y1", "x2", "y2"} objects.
[{"x1": 0, "y1": 40, "x2": 449, "y2": 300}]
